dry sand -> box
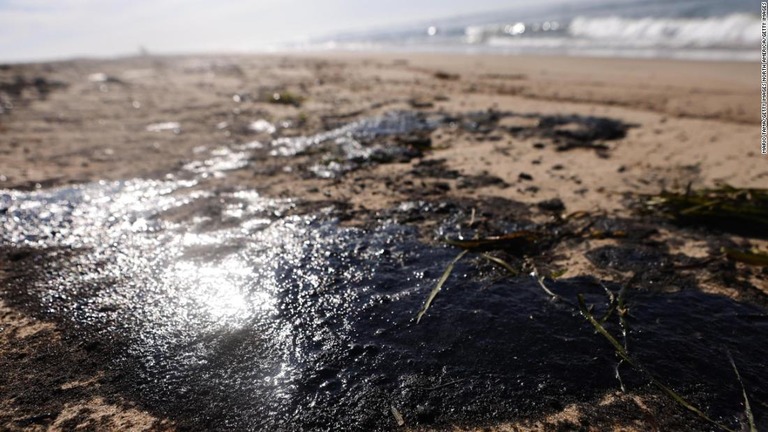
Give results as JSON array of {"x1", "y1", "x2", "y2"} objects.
[{"x1": 0, "y1": 52, "x2": 764, "y2": 431}]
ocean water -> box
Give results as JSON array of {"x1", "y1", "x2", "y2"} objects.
[{"x1": 301, "y1": 0, "x2": 760, "y2": 61}]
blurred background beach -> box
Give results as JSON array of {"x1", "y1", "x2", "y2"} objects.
[{"x1": 0, "y1": 0, "x2": 760, "y2": 62}]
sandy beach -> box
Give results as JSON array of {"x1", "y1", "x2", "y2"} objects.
[
  {"x1": 0, "y1": 53, "x2": 761, "y2": 208},
  {"x1": 0, "y1": 52, "x2": 765, "y2": 431}
]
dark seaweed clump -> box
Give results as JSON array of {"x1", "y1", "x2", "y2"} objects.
[{"x1": 641, "y1": 186, "x2": 768, "y2": 239}]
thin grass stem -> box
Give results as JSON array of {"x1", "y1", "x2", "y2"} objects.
[{"x1": 416, "y1": 250, "x2": 468, "y2": 324}]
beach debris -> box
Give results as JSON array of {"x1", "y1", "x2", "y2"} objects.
[
  {"x1": 540, "y1": 114, "x2": 628, "y2": 143},
  {"x1": 537, "y1": 198, "x2": 565, "y2": 212},
  {"x1": 415, "y1": 228, "x2": 543, "y2": 322},
  {"x1": 723, "y1": 248, "x2": 768, "y2": 267},
  {"x1": 641, "y1": 186, "x2": 768, "y2": 238},
  {"x1": 390, "y1": 405, "x2": 405, "y2": 427},
  {"x1": 576, "y1": 294, "x2": 739, "y2": 432},
  {"x1": 444, "y1": 231, "x2": 540, "y2": 254},
  {"x1": 423, "y1": 221, "x2": 757, "y2": 431},
  {"x1": 265, "y1": 90, "x2": 303, "y2": 107},
  {"x1": 416, "y1": 249, "x2": 468, "y2": 323},
  {"x1": 0, "y1": 75, "x2": 66, "y2": 101},
  {"x1": 502, "y1": 113, "x2": 632, "y2": 153},
  {"x1": 728, "y1": 352, "x2": 757, "y2": 432},
  {"x1": 409, "y1": 186, "x2": 766, "y2": 429},
  {"x1": 433, "y1": 71, "x2": 459, "y2": 80},
  {"x1": 416, "y1": 209, "x2": 676, "y2": 325}
]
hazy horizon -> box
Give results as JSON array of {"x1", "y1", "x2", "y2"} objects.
[
  {"x1": 1, "y1": 0, "x2": 571, "y2": 62},
  {"x1": 1, "y1": 0, "x2": 758, "y2": 63}
]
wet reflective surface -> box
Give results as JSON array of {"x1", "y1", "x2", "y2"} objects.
[
  {"x1": 1, "y1": 112, "x2": 767, "y2": 430},
  {"x1": 271, "y1": 111, "x2": 438, "y2": 158},
  {"x1": 265, "y1": 110, "x2": 635, "y2": 179},
  {"x1": 271, "y1": 111, "x2": 438, "y2": 178}
]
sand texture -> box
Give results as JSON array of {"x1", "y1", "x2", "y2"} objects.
[{"x1": 0, "y1": 53, "x2": 765, "y2": 431}]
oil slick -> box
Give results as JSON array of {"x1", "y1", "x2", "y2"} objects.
[{"x1": 0, "y1": 112, "x2": 766, "y2": 430}]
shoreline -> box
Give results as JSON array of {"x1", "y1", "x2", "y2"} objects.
[
  {"x1": 0, "y1": 52, "x2": 761, "y2": 212},
  {"x1": 1, "y1": 51, "x2": 760, "y2": 181}
]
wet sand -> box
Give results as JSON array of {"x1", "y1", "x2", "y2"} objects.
[{"x1": 0, "y1": 53, "x2": 766, "y2": 431}]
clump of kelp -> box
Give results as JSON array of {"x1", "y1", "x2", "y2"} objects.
[
  {"x1": 415, "y1": 200, "x2": 761, "y2": 432},
  {"x1": 640, "y1": 185, "x2": 768, "y2": 240},
  {"x1": 639, "y1": 185, "x2": 768, "y2": 268},
  {"x1": 248, "y1": 88, "x2": 304, "y2": 107}
]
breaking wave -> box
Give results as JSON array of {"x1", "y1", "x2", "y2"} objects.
[{"x1": 568, "y1": 13, "x2": 760, "y2": 49}]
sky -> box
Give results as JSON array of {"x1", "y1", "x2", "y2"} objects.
[{"x1": 0, "y1": 0, "x2": 553, "y2": 62}]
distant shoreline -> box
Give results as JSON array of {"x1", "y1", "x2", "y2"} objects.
[{"x1": 2, "y1": 45, "x2": 761, "y2": 66}]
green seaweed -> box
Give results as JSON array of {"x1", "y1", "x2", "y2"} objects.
[
  {"x1": 266, "y1": 91, "x2": 304, "y2": 107},
  {"x1": 549, "y1": 268, "x2": 568, "y2": 279},
  {"x1": 723, "y1": 248, "x2": 768, "y2": 266},
  {"x1": 642, "y1": 186, "x2": 768, "y2": 238}
]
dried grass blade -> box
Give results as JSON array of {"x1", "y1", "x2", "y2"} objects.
[
  {"x1": 390, "y1": 405, "x2": 405, "y2": 427},
  {"x1": 724, "y1": 248, "x2": 768, "y2": 266},
  {"x1": 481, "y1": 253, "x2": 519, "y2": 276},
  {"x1": 577, "y1": 295, "x2": 735, "y2": 432},
  {"x1": 416, "y1": 250, "x2": 468, "y2": 324},
  {"x1": 728, "y1": 352, "x2": 757, "y2": 432}
]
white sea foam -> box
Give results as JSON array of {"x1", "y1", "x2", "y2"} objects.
[
  {"x1": 304, "y1": 2, "x2": 759, "y2": 61},
  {"x1": 568, "y1": 13, "x2": 760, "y2": 49}
]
